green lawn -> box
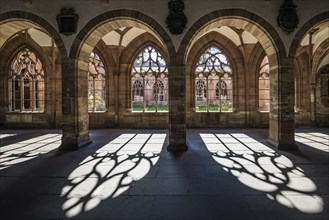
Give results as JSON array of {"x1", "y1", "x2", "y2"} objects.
[
  {"x1": 196, "y1": 104, "x2": 232, "y2": 112},
  {"x1": 133, "y1": 104, "x2": 232, "y2": 112},
  {"x1": 132, "y1": 105, "x2": 168, "y2": 112}
]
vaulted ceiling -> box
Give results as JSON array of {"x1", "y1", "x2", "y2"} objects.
[{"x1": 1, "y1": 20, "x2": 328, "y2": 59}]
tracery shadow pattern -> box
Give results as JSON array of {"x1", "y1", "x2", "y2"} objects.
[
  {"x1": 201, "y1": 133, "x2": 324, "y2": 214},
  {"x1": 61, "y1": 133, "x2": 165, "y2": 218}
]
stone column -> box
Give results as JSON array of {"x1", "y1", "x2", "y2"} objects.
[
  {"x1": 310, "y1": 83, "x2": 316, "y2": 126},
  {"x1": 59, "y1": 58, "x2": 91, "y2": 150},
  {"x1": 268, "y1": 56, "x2": 298, "y2": 150},
  {"x1": 168, "y1": 65, "x2": 187, "y2": 151},
  {"x1": 0, "y1": 69, "x2": 5, "y2": 126}
]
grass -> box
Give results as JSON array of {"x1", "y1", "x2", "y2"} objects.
[
  {"x1": 132, "y1": 105, "x2": 168, "y2": 112},
  {"x1": 132, "y1": 104, "x2": 233, "y2": 112},
  {"x1": 196, "y1": 103, "x2": 232, "y2": 112}
]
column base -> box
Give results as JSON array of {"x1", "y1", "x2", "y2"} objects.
[
  {"x1": 59, "y1": 138, "x2": 92, "y2": 151},
  {"x1": 167, "y1": 143, "x2": 188, "y2": 151},
  {"x1": 267, "y1": 138, "x2": 299, "y2": 150}
]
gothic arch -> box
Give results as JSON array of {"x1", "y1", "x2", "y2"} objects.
[
  {"x1": 0, "y1": 11, "x2": 66, "y2": 129},
  {"x1": 61, "y1": 9, "x2": 175, "y2": 149},
  {"x1": 93, "y1": 40, "x2": 115, "y2": 112},
  {"x1": 289, "y1": 11, "x2": 329, "y2": 58},
  {"x1": 178, "y1": 9, "x2": 300, "y2": 149},
  {"x1": 290, "y1": 12, "x2": 329, "y2": 128},
  {"x1": 0, "y1": 35, "x2": 52, "y2": 75},
  {"x1": 0, "y1": 35, "x2": 55, "y2": 125},
  {"x1": 0, "y1": 11, "x2": 67, "y2": 59},
  {"x1": 120, "y1": 33, "x2": 169, "y2": 69},
  {"x1": 69, "y1": 9, "x2": 175, "y2": 118},
  {"x1": 312, "y1": 39, "x2": 329, "y2": 76},
  {"x1": 94, "y1": 39, "x2": 117, "y2": 76},
  {"x1": 120, "y1": 33, "x2": 169, "y2": 110},
  {"x1": 185, "y1": 31, "x2": 244, "y2": 117},
  {"x1": 177, "y1": 9, "x2": 285, "y2": 67},
  {"x1": 70, "y1": 9, "x2": 175, "y2": 61}
]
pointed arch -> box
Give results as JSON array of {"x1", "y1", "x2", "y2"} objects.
[
  {"x1": 289, "y1": 11, "x2": 329, "y2": 58},
  {"x1": 120, "y1": 32, "x2": 169, "y2": 70},
  {"x1": 118, "y1": 33, "x2": 169, "y2": 113},
  {"x1": 185, "y1": 31, "x2": 244, "y2": 118},
  {"x1": 70, "y1": 9, "x2": 175, "y2": 61},
  {"x1": 0, "y1": 11, "x2": 66, "y2": 127},
  {"x1": 193, "y1": 45, "x2": 233, "y2": 112},
  {"x1": 0, "y1": 34, "x2": 56, "y2": 126},
  {"x1": 177, "y1": 9, "x2": 285, "y2": 65},
  {"x1": 60, "y1": 9, "x2": 175, "y2": 149},
  {"x1": 130, "y1": 45, "x2": 168, "y2": 112},
  {"x1": 0, "y1": 11, "x2": 67, "y2": 59}
]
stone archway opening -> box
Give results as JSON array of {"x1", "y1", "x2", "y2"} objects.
[
  {"x1": 61, "y1": 10, "x2": 175, "y2": 150},
  {"x1": 0, "y1": 14, "x2": 65, "y2": 129},
  {"x1": 179, "y1": 9, "x2": 294, "y2": 150},
  {"x1": 293, "y1": 19, "x2": 329, "y2": 127}
]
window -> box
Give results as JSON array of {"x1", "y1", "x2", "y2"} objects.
[
  {"x1": 88, "y1": 52, "x2": 106, "y2": 112},
  {"x1": 318, "y1": 64, "x2": 329, "y2": 107},
  {"x1": 196, "y1": 79, "x2": 206, "y2": 102},
  {"x1": 9, "y1": 48, "x2": 45, "y2": 112},
  {"x1": 154, "y1": 80, "x2": 164, "y2": 102},
  {"x1": 131, "y1": 46, "x2": 168, "y2": 112},
  {"x1": 132, "y1": 80, "x2": 143, "y2": 102},
  {"x1": 258, "y1": 56, "x2": 270, "y2": 112},
  {"x1": 195, "y1": 47, "x2": 233, "y2": 112}
]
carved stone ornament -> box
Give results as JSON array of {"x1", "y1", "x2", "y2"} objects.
[
  {"x1": 56, "y1": 8, "x2": 79, "y2": 36},
  {"x1": 166, "y1": 0, "x2": 187, "y2": 35},
  {"x1": 277, "y1": 0, "x2": 299, "y2": 34}
]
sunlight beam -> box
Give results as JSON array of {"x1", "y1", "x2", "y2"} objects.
[
  {"x1": 62, "y1": 133, "x2": 166, "y2": 218},
  {"x1": 0, "y1": 134, "x2": 17, "y2": 139},
  {"x1": 0, "y1": 133, "x2": 61, "y2": 170},
  {"x1": 295, "y1": 132, "x2": 329, "y2": 152},
  {"x1": 201, "y1": 132, "x2": 324, "y2": 214}
]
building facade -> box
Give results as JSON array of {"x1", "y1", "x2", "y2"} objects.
[{"x1": 0, "y1": 0, "x2": 328, "y2": 151}]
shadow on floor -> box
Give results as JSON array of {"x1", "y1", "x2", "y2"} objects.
[{"x1": 0, "y1": 128, "x2": 328, "y2": 219}]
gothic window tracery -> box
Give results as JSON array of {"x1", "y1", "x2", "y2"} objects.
[
  {"x1": 195, "y1": 46, "x2": 233, "y2": 112},
  {"x1": 9, "y1": 48, "x2": 45, "y2": 112},
  {"x1": 154, "y1": 80, "x2": 164, "y2": 102},
  {"x1": 131, "y1": 46, "x2": 168, "y2": 112},
  {"x1": 132, "y1": 80, "x2": 143, "y2": 101}
]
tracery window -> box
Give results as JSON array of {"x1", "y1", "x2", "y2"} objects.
[
  {"x1": 318, "y1": 64, "x2": 329, "y2": 107},
  {"x1": 258, "y1": 56, "x2": 270, "y2": 112},
  {"x1": 131, "y1": 46, "x2": 168, "y2": 112},
  {"x1": 195, "y1": 46, "x2": 233, "y2": 112},
  {"x1": 9, "y1": 48, "x2": 45, "y2": 112},
  {"x1": 132, "y1": 80, "x2": 143, "y2": 101},
  {"x1": 88, "y1": 52, "x2": 106, "y2": 112},
  {"x1": 154, "y1": 80, "x2": 164, "y2": 102},
  {"x1": 196, "y1": 79, "x2": 207, "y2": 101}
]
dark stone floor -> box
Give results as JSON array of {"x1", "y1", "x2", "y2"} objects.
[{"x1": 0, "y1": 128, "x2": 328, "y2": 219}]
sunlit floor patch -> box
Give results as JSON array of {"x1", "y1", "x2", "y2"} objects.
[
  {"x1": 61, "y1": 133, "x2": 166, "y2": 218},
  {"x1": 295, "y1": 132, "x2": 329, "y2": 152},
  {"x1": 0, "y1": 133, "x2": 61, "y2": 170},
  {"x1": 200, "y1": 133, "x2": 324, "y2": 214},
  {"x1": 0, "y1": 134, "x2": 17, "y2": 139}
]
